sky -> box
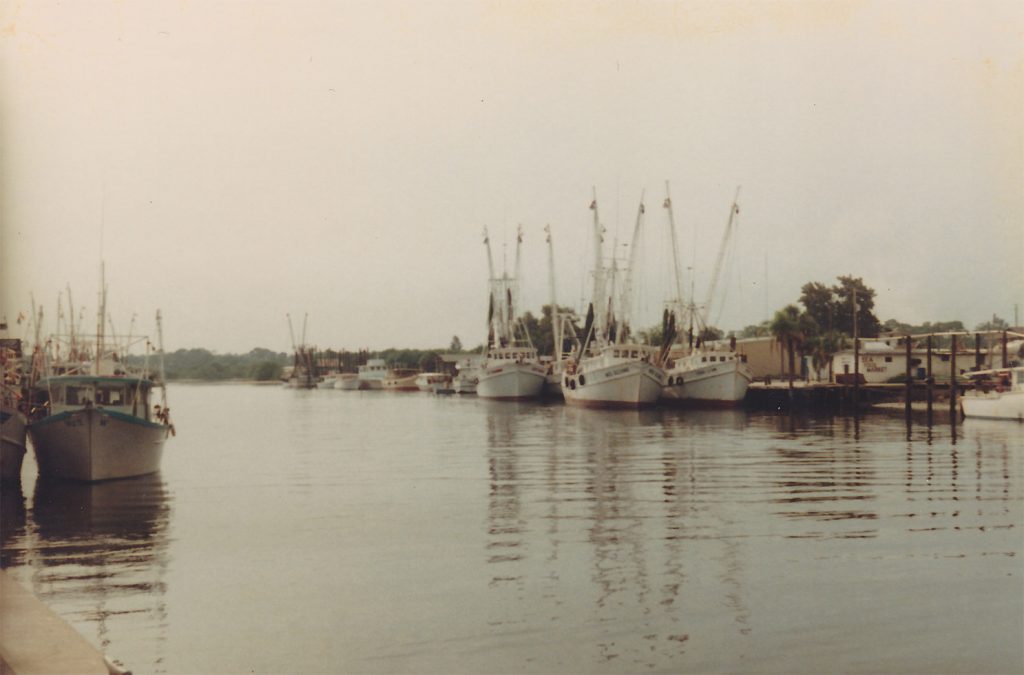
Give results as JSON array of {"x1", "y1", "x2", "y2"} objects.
[{"x1": 1, "y1": 0, "x2": 1021, "y2": 354}]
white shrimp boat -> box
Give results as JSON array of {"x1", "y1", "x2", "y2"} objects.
[
  {"x1": 562, "y1": 191, "x2": 664, "y2": 408},
  {"x1": 476, "y1": 226, "x2": 546, "y2": 401},
  {"x1": 563, "y1": 343, "x2": 664, "y2": 408},
  {"x1": 27, "y1": 270, "x2": 174, "y2": 482},
  {"x1": 1, "y1": 337, "x2": 27, "y2": 482},
  {"x1": 477, "y1": 347, "x2": 547, "y2": 400},
  {"x1": 662, "y1": 350, "x2": 752, "y2": 407},
  {"x1": 415, "y1": 372, "x2": 450, "y2": 392},
  {"x1": 659, "y1": 184, "x2": 750, "y2": 406},
  {"x1": 961, "y1": 366, "x2": 1024, "y2": 421}
]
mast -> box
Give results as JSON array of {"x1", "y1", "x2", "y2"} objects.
[
  {"x1": 483, "y1": 227, "x2": 497, "y2": 348},
  {"x1": 66, "y1": 285, "x2": 76, "y2": 360},
  {"x1": 702, "y1": 186, "x2": 741, "y2": 327},
  {"x1": 96, "y1": 260, "x2": 107, "y2": 366},
  {"x1": 663, "y1": 181, "x2": 685, "y2": 318},
  {"x1": 589, "y1": 188, "x2": 606, "y2": 338},
  {"x1": 156, "y1": 309, "x2": 168, "y2": 409},
  {"x1": 545, "y1": 224, "x2": 561, "y2": 360},
  {"x1": 618, "y1": 191, "x2": 645, "y2": 342}
]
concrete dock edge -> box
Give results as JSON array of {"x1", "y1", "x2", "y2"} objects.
[{"x1": 0, "y1": 570, "x2": 109, "y2": 675}]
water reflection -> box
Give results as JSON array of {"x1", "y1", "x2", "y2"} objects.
[
  {"x1": 25, "y1": 474, "x2": 172, "y2": 671},
  {"x1": 0, "y1": 482, "x2": 27, "y2": 568}
]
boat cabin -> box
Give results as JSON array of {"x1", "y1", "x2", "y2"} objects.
[{"x1": 34, "y1": 376, "x2": 156, "y2": 420}]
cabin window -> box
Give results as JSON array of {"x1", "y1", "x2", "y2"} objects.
[
  {"x1": 940, "y1": 355, "x2": 950, "y2": 362},
  {"x1": 66, "y1": 386, "x2": 91, "y2": 405},
  {"x1": 701, "y1": 357, "x2": 707, "y2": 363},
  {"x1": 96, "y1": 386, "x2": 126, "y2": 406},
  {"x1": 884, "y1": 356, "x2": 893, "y2": 363},
  {"x1": 631, "y1": 351, "x2": 638, "y2": 359}
]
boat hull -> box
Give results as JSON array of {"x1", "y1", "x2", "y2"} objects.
[
  {"x1": 562, "y1": 361, "x2": 664, "y2": 409},
  {"x1": 961, "y1": 391, "x2": 1024, "y2": 421},
  {"x1": 1, "y1": 407, "x2": 27, "y2": 482},
  {"x1": 662, "y1": 360, "x2": 752, "y2": 407},
  {"x1": 335, "y1": 375, "x2": 360, "y2": 390},
  {"x1": 477, "y1": 363, "x2": 547, "y2": 401},
  {"x1": 29, "y1": 408, "x2": 168, "y2": 482}
]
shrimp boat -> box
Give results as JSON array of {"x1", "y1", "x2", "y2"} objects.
[
  {"x1": 660, "y1": 184, "x2": 752, "y2": 406},
  {"x1": 284, "y1": 313, "x2": 318, "y2": 389},
  {"x1": 476, "y1": 226, "x2": 547, "y2": 401},
  {"x1": 562, "y1": 191, "x2": 665, "y2": 408},
  {"x1": 27, "y1": 269, "x2": 174, "y2": 482},
  {"x1": 961, "y1": 366, "x2": 1024, "y2": 421},
  {"x1": 1, "y1": 336, "x2": 28, "y2": 482}
]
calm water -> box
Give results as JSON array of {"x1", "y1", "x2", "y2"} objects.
[{"x1": 1, "y1": 384, "x2": 1021, "y2": 674}]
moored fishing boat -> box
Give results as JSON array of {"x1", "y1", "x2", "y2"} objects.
[
  {"x1": 562, "y1": 191, "x2": 664, "y2": 408},
  {"x1": 27, "y1": 268, "x2": 174, "y2": 482},
  {"x1": 476, "y1": 226, "x2": 546, "y2": 401},
  {"x1": 961, "y1": 366, "x2": 1024, "y2": 421},
  {"x1": 662, "y1": 349, "x2": 752, "y2": 407},
  {"x1": 1, "y1": 337, "x2": 27, "y2": 482},
  {"x1": 659, "y1": 184, "x2": 751, "y2": 406}
]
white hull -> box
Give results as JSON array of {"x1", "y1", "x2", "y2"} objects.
[
  {"x1": 663, "y1": 358, "x2": 752, "y2": 406},
  {"x1": 29, "y1": 407, "x2": 168, "y2": 482},
  {"x1": 961, "y1": 391, "x2": 1024, "y2": 421},
  {"x1": 1, "y1": 407, "x2": 27, "y2": 482},
  {"x1": 562, "y1": 360, "x2": 664, "y2": 408},
  {"x1": 477, "y1": 363, "x2": 547, "y2": 400},
  {"x1": 334, "y1": 374, "x2": 360, "y2": 390},
  {"x1": 382, "y1": 374, "x2": 420, "y2": 391}
]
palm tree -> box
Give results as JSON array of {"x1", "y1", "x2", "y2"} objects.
[{"x1": 770, "y1": 305, "x2": 818, "y2": 386}]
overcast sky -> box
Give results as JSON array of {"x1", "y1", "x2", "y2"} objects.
[{"x1": 2, "y1": 1, "x2": 1021, "y2": 354}]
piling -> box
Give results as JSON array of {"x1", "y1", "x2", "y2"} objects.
[
  {"x1": 926, "y1": 335, "x2": 934, "y2": 421},
  {"x1": 1002, "y1": 330, "x2": 1009, "y2": 367},
  {"x1": 904, "y1": 335, "x2": 912, "y2": 417},
  {"x1": 975, "y1": 332, "x2": 982, "y2": 370},
  {"x1": 949, "y1": 334, "x2": 958, "y2": 417}
]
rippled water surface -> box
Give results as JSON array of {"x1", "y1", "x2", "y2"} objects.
[{"x1": 2, "y1": 383, "x2": 1021, "y2": 673}]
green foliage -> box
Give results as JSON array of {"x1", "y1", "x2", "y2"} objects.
[
  {"x1": 521, "y1": 304, "x2": 580, "y2": 357},
  {"x1": 798, "y1": 276, "x2": 881, "y2": 338},
  {"x1": 975, "y1": 316, "x2": 1009, "y2": 332},
  {"x1": 449, "y1": 335, "x2": 463, "y2": 352},
  {"x1": 150, "y1": 348, "x2": 289, "y2": 380}
]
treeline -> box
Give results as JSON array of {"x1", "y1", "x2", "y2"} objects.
[{"x1": 131, "y1": 348, "x2": 290, "y2": 381}]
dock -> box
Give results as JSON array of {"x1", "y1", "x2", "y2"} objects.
[
  {"x1": 745, "y1": 380, "x2": 962, "y2": 413},
  {"x1": 0, "y1": 570, "x2": 111, "y2": 675}
]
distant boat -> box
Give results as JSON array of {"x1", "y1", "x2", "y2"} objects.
[
  {"x1": 451, "y1": 358, "x2": 480, "y2": 394},
  {"x1": 382, "y1": 368, "x2": 420, "y2": 391},
  {"x1": 284, "y1": 313, "x2": 317, "y2": 389},
  {"x1": 1, "y1": 337, "x2": 27, "y2": 482},
  {"x1": 961, "y1": 367, "x2": 1024, "y2": 421},
  {"x1": 27, "y1": 267, "x2": 174, "y2": 482},
  {"x1": 562, "y1": 191, "x2": 664, "y2": 409},
  {"x1": 357, "y1": 359, "x2": 388, "y2": 390},
  {"x1": 415, "y1": 372, "x2": 450, "y2": 392},
  {"x1": 476, "y1": 226, "x2": 547, "y2": 401},
  {"x1": 316, "y1": 374, "x2": 338, "y2": 389},
  {"x1": 660, "y1": 184, "x2": 751, "y2": 406}
]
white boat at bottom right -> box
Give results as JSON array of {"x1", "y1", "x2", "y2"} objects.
[{"x1": 961, "y1": 366, "x2": 1024, "y2": 422}]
